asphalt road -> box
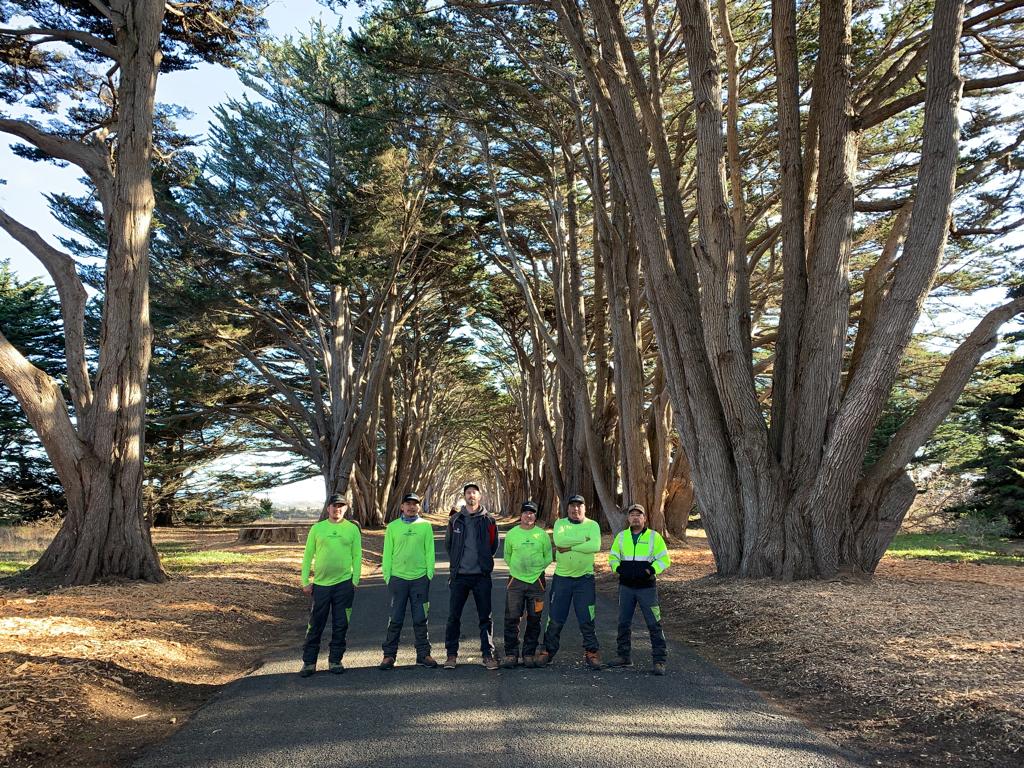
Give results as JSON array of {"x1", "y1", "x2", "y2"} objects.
[{"x1": 133, "y1": 532, "x2": 859, "y2": 768}]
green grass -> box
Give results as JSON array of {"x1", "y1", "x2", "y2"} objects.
[
  {"x1": 155, "y1": 543, "x2": 274, "y2": 571},
  {"x1": 887, "y1": 532, "x2": 1024, "y2": 567},
  {"x1": 0, "y1": 545, "x2": 273, "y2": 578},
  {"x1": 0, "y1": 557, "x2": 34, "y2": 576}
]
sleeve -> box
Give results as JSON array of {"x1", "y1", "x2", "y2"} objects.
[
  {"x1": 425, "y1": 523, "x2": 435, "y2": 581},
  {"x1": 552, "y1": 521, "x2": 582, "y2": 548},
  {"x1": 541, "y1": 531, "x2": 553, "y2": 569},
  {"x1": 570, "y1": 522, "x2": 601, "y2": 554},
  {"x1": 352, "y1": 525, "x2": 363, "y2": 587},
  {"x1": 488, "y1": 519, "x2": 499, "y2": 556},
  {"x1": 382, "y1": 524, "x2": 393, "y2": 584},
  {"x1": 503, "y1": 529, "x2": 515, "y2": 566},
  {"x1": 301, "y1": 527, "x2": 316, "y2": 586},
  {"x1": 608, "y1": 532, "x2": 623, "y2": 572},
  {"x1": 651, "y1": 531, "x2": 670, "y2": 575},
  {"x1": 444, "y1": 517, "x2": 454, "y2": 556}
]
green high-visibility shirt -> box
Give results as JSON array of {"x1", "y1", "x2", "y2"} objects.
[
  {"x1": 302, "y1": 518, "x2": 362, "y2": 587},
  {"x1": 552, "y1": 517, "x2": 601, "y2": 577},
  {"x1": 503, "y1": 524, "x2": 553, "y2": 583},
  {"x1": 382, "y1": 516, "x2": 435, "y2": 582}
]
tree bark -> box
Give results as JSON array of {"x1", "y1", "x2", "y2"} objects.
[{"x1": 0, "y1": 0, "x2": 167, "y2": 584}]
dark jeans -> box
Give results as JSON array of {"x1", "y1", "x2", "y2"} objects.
[
  {"x1": 382, "y1": 575, "x2": 431, "y2": 658},
  {"x1": 302, "y1": 580, "x2": 354, "y2": 664},
  {"x1": 616, "y1": 584, "x2": 667, "y2": 663},
  {"x1": 503, "y1": 575, "x2": 545, "y2": 657},
  {"x1": 542, "y1": 573, "x2": 599, "y2": 656},
  {"x1": 445, "y1": 572, "x2": 494, "y2": 657}
]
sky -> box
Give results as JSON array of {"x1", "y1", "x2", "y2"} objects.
[
  {"x1": 0, "y1": 0, "x2": 358, "y2": 507},
  {"x1": 1, "y1": 0, "x2": 356, "y2": 279}
]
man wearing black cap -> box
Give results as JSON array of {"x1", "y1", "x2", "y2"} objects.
[
  {"x1": 379, "y1": 493, "x2": 437, "y2": 670},
  {"x1": 607, "y1": 504, "x2": 671, "y2": 675},
  {"x1": 501, "y1": 501, "x2": 553, "y2": 668},
  {"x1": 299, "y1": 493, "x2": 362, "y2": 677},
  {"x1": 443, "y1": 482, "x2": 499, "y2": 670},
  {"x1": 535, "y1": 493, "x2": 603, "y2": 670}
]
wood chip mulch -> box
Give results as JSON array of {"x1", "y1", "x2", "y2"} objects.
[
  {"x1": 597, "y1": 538, "x2": 1023, "y2": 768},
  {"x1": 0, "y1": 530, "x2": 311, "y2": 768}
]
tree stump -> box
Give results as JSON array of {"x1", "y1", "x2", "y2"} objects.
[{"x1": 236, "y1": 524, "x2": 312, "y2": 544}]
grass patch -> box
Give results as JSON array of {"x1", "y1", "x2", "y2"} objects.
[
  {"x1": 887, "y1": 532, "x2": 1024, "y2": 566},
  {"x1": 154, "y1": 543, "x2": 275, "y2": 572},
  {"x1": 0, "y1": 558, "x2": 33, "y2": 576}
]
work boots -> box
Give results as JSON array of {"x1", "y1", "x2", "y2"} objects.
[{"x1": 583, "y1": 650, "x2": 603, "y2": 670}]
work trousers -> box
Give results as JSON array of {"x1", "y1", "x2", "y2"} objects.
[
  {"x1": 302, "y1": 580, "x2": 354, "y2": 664},
  {"x1": 541, "y1": 573, "x2": 599, "y2": 656},
  {"x1": 382, "y1": 575, "x2": 431, "y2": 659},
  {"x1": 616, "y1": 584, "x2": 667, "y2": 663},
  {"x1": 445, "y1": 572, "x2": 494, "y2": 657},
  {"x1": 503, "y1": 575, "x2": 545, "y2": 657}
]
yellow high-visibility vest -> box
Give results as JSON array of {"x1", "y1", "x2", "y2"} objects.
[{"x1": 609, "y1": 527, "x2": 670, "y2": 575}]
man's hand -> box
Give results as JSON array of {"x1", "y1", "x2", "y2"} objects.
[
  {"x1": 556, "y1": 545, "x2": 573, "y2": 554},
  {"x1": 302, "y1": 584, "x2": 313, "y2": 595}
]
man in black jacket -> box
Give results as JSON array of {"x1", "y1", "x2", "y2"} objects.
[{"x1": 444, "y1": 482, "x2": 499, "y2": 670}]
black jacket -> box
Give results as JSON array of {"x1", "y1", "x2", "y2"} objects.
[
  {"x1": 445, "y1": 509, "x2": 498, "y2": 580},
  {"x1": 616, "y1": 559, "x2": 657, "y2": 589}
]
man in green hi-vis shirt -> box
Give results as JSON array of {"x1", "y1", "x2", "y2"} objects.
[
  {"x1": 299, "y1": 493, "x2": 362, "y2": 677},
  {"x1": 379, "y1": 493, "x2": 438, "y2": 670},
  {"x1": 535, "y1": 494, "x2": 603, "y2": 670},
  {"x1": 501, "y1": 500, "x2": 553, "y2": 668}
]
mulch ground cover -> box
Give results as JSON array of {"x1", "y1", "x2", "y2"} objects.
[{"x1": 596, "y1": 536, "x2": 1023, "y2": 768}]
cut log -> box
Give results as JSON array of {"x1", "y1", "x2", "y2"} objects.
[{"x1": 236, "y1": 525, "x2": 312, "y2": 545}]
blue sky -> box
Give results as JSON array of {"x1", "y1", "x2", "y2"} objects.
[
  {"x1": 1, "y1": 0, "x2": 358, "y2": 281},
  {"x1": 0, "y1": 1, "x2": 360, "y2": 507}
]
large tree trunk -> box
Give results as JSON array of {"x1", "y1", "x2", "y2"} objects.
[
  {"x1": 539, "y1": 0, "x2": 985, "y2": 579},
  {"x1": 1, "y1": 0, "x2": 167, "y2": 584}
]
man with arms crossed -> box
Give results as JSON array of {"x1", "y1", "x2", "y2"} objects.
[
  {"x1": 535, "y1": 494, "x2": 602, "y2": 670},
  {"x1": 380, "y1": 493, "x2": 438, "y2": 669},
  {"x1": 299, "y1": 493, "x2": 362, "y2": 677},
  {"x1": 444, "y1": 482, "x2": 500, "y2": 670}
]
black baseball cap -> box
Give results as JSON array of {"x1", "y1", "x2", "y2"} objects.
[
  {"x1": 567, "y1": 494, "x2": 585, "y2": 504},
  {"x1": 402, "y1": 493, "x2": 422, "y2": 504},
  {"x1": 463, "y1": 482, "x2": 481, "y2": 492},
  {"x1": 520, "y1": 501, "x2": 538, "y2": 514},
  {"x1": 327, "y1": 493, "x2": 348, "y2": 506}
]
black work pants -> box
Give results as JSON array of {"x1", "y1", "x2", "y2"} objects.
[
  {"x1": 541, "y1": 574, "x2": 599, "y2": 656},
  {"x1": 382, "y1": 575, "x2": 431, "y2": 659},
  {"x1": 503, "y1": 575, "x2": 546, "y2": 657},
  {"x1": 302, "y1": 580, "x2": 354, "y2": 664},
  {"x1": 445, "y1": 572, "x2": 494, "y2": 657}
]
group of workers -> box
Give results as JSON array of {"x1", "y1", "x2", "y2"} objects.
[{"x1": 298, "y1": 481, "x2": 671, "y2": 677}]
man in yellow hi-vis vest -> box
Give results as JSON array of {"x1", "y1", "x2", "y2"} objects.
[{"x1": 607, "y1": 504, "x2": 670, "y2": 675}]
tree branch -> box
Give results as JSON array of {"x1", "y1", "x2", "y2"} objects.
[
  {"x1": 0, "y1": 328, "x2": 85, "y2": 488},
  {"x1": 858, "y1": 71, "x2": 1024, "y2": 129},
  {"x1": 0, "y1": 26, "x2": 119, "y2": 60},
  {"x1": 0, "y1": 119, "x2": 113, "y2": 196},
  {"x1": 0, "y1": 208, "x2": 94, "y2": 415},
  {"x1": 865, "y1": 296, "x2": 1024, "y2": 485}
]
